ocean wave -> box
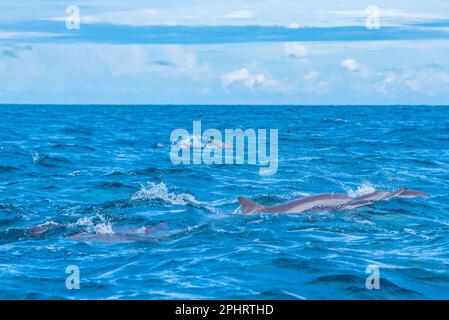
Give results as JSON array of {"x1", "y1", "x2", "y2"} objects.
[
  {"x1": 61, "y1": 127, "x2": 92, "y2": 135},
  {"x1": 33, "y1": 154, "x2": 73, "y2": 168},
  {"x1": 94, "y1": 181, "x2": 134, "y2": 189},
  {"x1": 0, "y1": 166, "x2": 19, "y2": 173},
  {"x1": 129, "y1": 167, "x2": 164, "y2": 176},
  {"x1": 50, "y1": 143, "x2": 96, "y2": 152},
  {"x1": 0, "y1": 202, "x2": 30, "y2": 220}
]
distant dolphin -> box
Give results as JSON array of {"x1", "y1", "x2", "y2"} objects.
[{"x1": 238, "y1": 188, "x2": 430, "y2": 214}]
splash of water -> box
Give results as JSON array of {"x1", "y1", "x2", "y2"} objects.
[
  {"x1": 346, "y1": 183, "x2": 376, "y2": 198},
  {"x1": 172, "y1": 135, "x2": 204, "y2": 149},
  {"x1": 31, "y1": 151, "x2": 40, "y2": 163},
  {"x1": 130, "y1": 182, "x2": 201, "y2": 206},
  {"x1": 71, "y1": 215, "x2": 114, "y2": 235},
  {"x1": 94, "y1": 223, "x2": 114, "y2": 235}
]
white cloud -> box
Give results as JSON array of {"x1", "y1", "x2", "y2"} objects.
[
  {"x1": 328, "y1": 9, "x2": 443, "y2": 27},
  {"x1": 50, "y1": 9, "x2": 159, "y2": 26},
  {"x1": 303, "y1": 71, "x2": 320, "y2": 81},
  {"x1": 90, "y1": 9, "x2": 159, "y2": 26},
  {"x1": 341, "y1": 58, "x2": 361, "y2": 71},
  {"x1": 287, "y1": 23, "x2": 301, "y2": 29},
  {"x1": 224, "y1": 10, "x2": 254, "y2": 19},
  {"x1": 375, "y1": 73, "x2": 399, "y2": 94},
  {"x1": 221, "y1": 68, "x2": 277, "y2": 90},
  {"x1": 284, "y1": 42, "x2": 307, "y2": 58},
  {"x1": 0, "y1": 43, "x2": 216, "y2": 103},
  {"x1": 373, "y1": 64, "x2": 449, "y2": 96},
  {"x1": 20, "y1": 1, "x2": 449, "y2": 29},
  {"x1": 0, "y1": 31, "x2": 62, "y2": 40},
  {"x1": 300, "y1": 70, "x2": 330, "y2": 95},
  {"x1": 99, "y1": 45, "x2": 210, "y2": 80},
  {"x1": 51, "y1": 8, "x2": 256, "y2": 26},
  {"x1": 405, "y1": 66, "x2": 449, "y2": 95},
  {"x1": 329, "y1": 9, "x2": 442, "y2": 20}
]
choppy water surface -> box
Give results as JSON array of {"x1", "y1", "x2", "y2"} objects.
[{"x1": 0, "y1": 105, "x2": 448, "y2": 299}]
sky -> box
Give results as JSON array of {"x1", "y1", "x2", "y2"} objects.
[{"x1": 1, "y1": 0, "x2": 449, "y2": 104}]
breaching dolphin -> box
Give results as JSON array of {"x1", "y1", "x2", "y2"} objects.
[{"x1": 238, "y1": 187, "x2": 429, "y2": 214}]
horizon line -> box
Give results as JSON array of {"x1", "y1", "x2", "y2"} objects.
[{"x1": 0, "y1": 104, "x2": 448, "y2": 107}]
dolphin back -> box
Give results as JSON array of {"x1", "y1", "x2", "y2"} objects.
[
  {"x1": 238, "y1": 188, "x2": 430, "y2": 215},
  {"x1": 238, "y1": 196, "x2": 267, "y2": 214},
  {"x1": 397, "y1": 189, "x2": 430, "y2": 198}
]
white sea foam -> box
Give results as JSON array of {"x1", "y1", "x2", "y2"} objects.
[
  {"x1": 135, "y1": 226, "x2": 147, "y2": 234},
  {"x1": 74, "y1": 216, "x2": 95, "y2": 228},
  {"x1": 130, "y1": 182, "x2": 200, "y2": 206},
  {"x1": 31, "y1": 151, "x2": 40, "y2": 163},
  {"x1": 72, "y1": 214, "x2": 114, "y2": 234},
  {"x1": 94, "y1": 222, "x2": 114, "y2": 235},
  {"x1": 36, "y1": 221, "x2": 60, "y2": 227},
  {"x1": 347, "y1": 183, "x2": 376, "y2": 198}
]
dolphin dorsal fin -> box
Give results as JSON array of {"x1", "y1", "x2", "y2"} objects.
[{"x1": 238, "y1": 196, "x2": 265, "y2": 214}]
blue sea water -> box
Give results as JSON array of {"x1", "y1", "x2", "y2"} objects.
[{"x1": 0, "y1": 105, "x2": 448, "y2": 300}]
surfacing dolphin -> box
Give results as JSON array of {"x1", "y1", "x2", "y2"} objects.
[
  {"x1": 67, "y1": 222, "x2": 168, "y2": 243},
  {"x1": 0, "y1": 221, "x2": 169, "y2": 244},
  {"x1": 238, "y1": 187, "x2": 429, "y2": 214}
]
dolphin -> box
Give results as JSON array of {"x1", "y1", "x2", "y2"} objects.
[
  {"x1": 238, "y1": 188, "x2": 429, "y2": 214},
  {"x1": 67, "y1": 232, "x2": 149, "y2": 243},
  {"x1": 67, "y1": 222, "x2": 168, "y2": 243},
  {"x1": 238, "y1": 193, "x2": 351, "y2": 214},
  {"x1": 0, "y1": 221, "x2": 169, "y2": 244}
]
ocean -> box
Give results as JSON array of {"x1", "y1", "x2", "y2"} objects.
[{"x1": 0, "y1": 105, "x2": 448, "y2": 299}]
